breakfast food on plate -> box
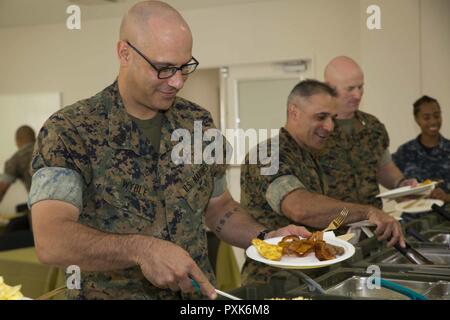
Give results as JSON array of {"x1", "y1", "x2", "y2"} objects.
[
  {"x1": 253, "y1": 231, "x2": 345, "y2": 262},
  {"x1": 251, "y1": 238, "x2": 283, "y2": 261},
  {"x1": 419, "y1": 179, "x2": 433, "y2": 186},
  {"x1": 0, "y1": 276, "x2": 24, "y2": 300}
]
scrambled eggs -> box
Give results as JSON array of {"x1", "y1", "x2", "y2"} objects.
[
  {"x1": 252, "y1": 238, "x2": 283, "y2": 261},
  {"x1": 0, "y1": 276, "x2": 24, "y2": 300}
]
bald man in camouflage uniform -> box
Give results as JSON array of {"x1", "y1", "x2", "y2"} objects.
[
  {"x1": 321, "y1": 56, "x2": 417, "y2": 208},
  {"x1": 0, "y1": 125, "x2": 35, "y2": 202},
  {"x1": 28, "y1": 1, "x2": 309, "y2": 300},
  {"x1": 240, "y1": 80, "x2": 405, "y2": 285}
]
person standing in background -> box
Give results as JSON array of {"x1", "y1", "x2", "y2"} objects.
[
  {"x1": 240, "y1": 80, "x2": 404, "y2": 285},
  {"x1": 0, "y1": 125, "x2": 35, "y2": 202},
  {"x1": 0, "y1": 125, "x2": 35, "y2": 250},
  {"x1": 320, "y1": 56, "x2": 417, "y2": 209},
  {"x1": 393, "y1": 95, "x2": 450, "y2": 203}
]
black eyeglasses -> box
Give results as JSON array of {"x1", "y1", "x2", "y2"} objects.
[{"x1": 126, "y1": 41, "x2": 199, "y2": 79}]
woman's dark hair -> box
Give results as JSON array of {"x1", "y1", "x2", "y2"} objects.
[{"x1": 413, "y1": 95, "x2": 440, "y2": 116}]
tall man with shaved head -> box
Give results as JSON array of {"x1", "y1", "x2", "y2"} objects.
[
  {"x1": 28, "y1": 1, "x2": 308, "y2": 300},
  {"x1": 240, "y1": 80, "x2": 405, "y2": 285},
  {"x1": 321, "y1": 56, "x2": 416, "y2": 209}
]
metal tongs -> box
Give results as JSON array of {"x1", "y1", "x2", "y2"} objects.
[
  {"x1": 393, "y1": 241, "x2": 434, "y2": 265},
  {"x1": 431, "y1": 203, "x2": 450, "y2": 221},
  {"x1": 191, "y1": 278, "x2": 242, "y2": 300},
  {"x1": 406, "y1": 227, "x2": 430, "y2": 243}
]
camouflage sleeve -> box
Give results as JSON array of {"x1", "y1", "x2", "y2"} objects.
[
  {"x1": 29, "y1": 112, "x2": 92, "y2": 209},
  {"x1": 28, "y1": 167, "x2": 83, "y2": 211},
  {"x1": 31, "y1": 113, "x2": 92, "y2": 183},
  {"x1": 265, "y1": 175, "x2": 306, "y2": 214},
  {"x1": 381, "y1": 122, "x2": 390, "y2": 150},
  {"x1": 392, "y1": 145, "x2": 407, "y2": 172},
  {"x1": 379, "y1": 148, "x2": 392, "y2": 167},
  {"x1": 200, "y1": 109, "x2": 230, "y2": 180}
]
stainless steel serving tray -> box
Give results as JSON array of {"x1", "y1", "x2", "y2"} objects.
[
  {"x1": 292, "y1": 268, "x2": 450, "y2": 300},
  {"x1": 380, "y1": 246, "x2": 450, "y2": 265}
]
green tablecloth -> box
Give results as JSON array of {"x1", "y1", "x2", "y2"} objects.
[
  {"x1": 0, "y1": 247, "x2": 65, "y2": 299},
  {"x1": 215, "y1": 242, "x2": 241, "y2": 291}
]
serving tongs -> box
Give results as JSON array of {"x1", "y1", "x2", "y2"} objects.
[
  {"x1": 406, "y1": 227, "x2": 430, "y2": 243},
  {"x1": 378, "y1": 278, "x2": 428, "y2": 300},
  {"x1": 431, "y1": 203, "x2": 450, "y2": 221},
  {"x1": 191, "y1": 278, "x2": 242, "y2": 300},
  {"x1": 393, "y1": 241, "x2": 434, "y2": 265},
  {"x1": 286, "y1": 270, "x2": 326, "y2": 294}
]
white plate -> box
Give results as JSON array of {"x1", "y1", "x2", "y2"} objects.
[
  {"x1": 395, "y1": 199, "x2": 444, "y2": 214},
  {"x1": 246, "y1": 234, "x2": 355, "y2": 269},
  {"x1": 375, "y1": 182, "x2": 437, "y2": 199}
]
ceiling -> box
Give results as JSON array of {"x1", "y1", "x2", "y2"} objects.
[{"x1": 0, "y1": 0, "x2": 269, "y2": 28}]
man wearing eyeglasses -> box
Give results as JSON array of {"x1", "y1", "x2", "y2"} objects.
[{"x1": 27, "y1": 1, "x2": 309, "y2": 300}]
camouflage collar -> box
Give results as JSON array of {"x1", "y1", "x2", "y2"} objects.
[
  {"x1": 104, "y1": 81, "x2": 182, "y2": 158},
  {"x1": 333, "y1": 110, "x2": 370, "y2": 138},
  {"x1": 280, "y1": 127, "x2": 320, "y2": 157},
  {"x1": 416, "y1": 134, "x2": 448, "y2": 153}
]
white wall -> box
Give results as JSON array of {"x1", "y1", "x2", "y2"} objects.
[
  {"x1": 178, "y1": 69, "x2": 220, "y2": 126},
  {"x1": 360, "y1": 0, "x2": 422, "y2": 152},
  {"x1": 0, "y1": 19, "x2": 118, "y2": 108},
  {"x1": 421, "y1": 0, "x2": 450, "y2": 139},
  {"x1": 184, "y1": 0, "x2": 361, "y2": 71},
  {"x1": 0, "y1": 0, "x2": 361, "y2": 109}
]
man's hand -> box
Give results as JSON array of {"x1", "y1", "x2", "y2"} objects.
[
  {"x1": 266, "y1": 224, "x2": 311, "y2": 239},
  {"x1": 398, "y1": 178, "x2": 418, "y2": 188},
  {"x1": 430, "y1": 188, "x2": 450, "y2": 203},
  {"x1": 135, "y1": 237, "x2": 217, "y2": 300},
  {"x1": 367, "y1": 208, "x2": 405, "y2": 248}
]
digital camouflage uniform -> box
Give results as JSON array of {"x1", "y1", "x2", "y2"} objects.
[
  {"x1": 240, "y1": 128, "x2": 327, "y2": 285},
  {"x1": 319, "y1": 111, "x2": 389, "y2": 209},
  {"x1": 28, "y1": 82, "x2": 227, "y2": 299},
  {"x1": 393, "y1": 135, "x2": 450, "y2": 192},
  {"x1": 0, "y1": 142, "x2": 34, "y2": 191}
]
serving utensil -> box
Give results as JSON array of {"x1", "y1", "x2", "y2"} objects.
[
  {"x1": 191, "y1": 278, "x2": 242, "y2": 300},
  {"x1": 36, "y1": 286, "x2": 67, "y2": 300},
  {"x1": 393, "y1": 241, "x2": 434, "y2": 265},
  {"x1": 378, "y1": 278, "x2": 428, "y2": 300},
  {"x1": 215, "y1": 289, "x2": 242, "y2": 300},
  {"x1": 431, "y1": 203, "x2": 450, "y2": 221}
]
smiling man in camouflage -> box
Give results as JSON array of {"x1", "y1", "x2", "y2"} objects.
[
  {"x1": 28, "y1": 1, "x2": 309, "y2": 300},
  {"x1": 240, "y1": 80, "x2": 405, "y2": 285}
]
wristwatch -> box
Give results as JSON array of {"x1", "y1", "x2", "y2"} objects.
[{"x1": 256, "y1": 229, "x2": 271, "y2": 240}]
